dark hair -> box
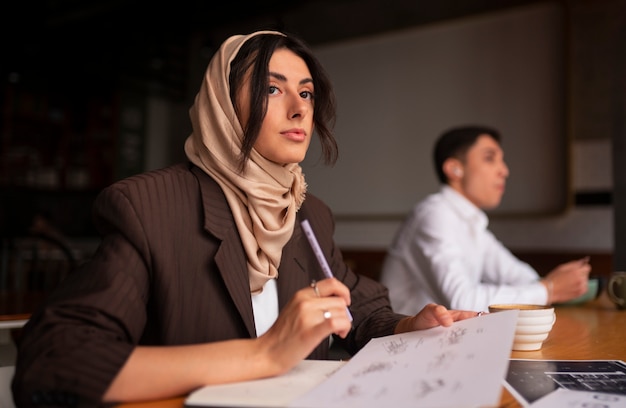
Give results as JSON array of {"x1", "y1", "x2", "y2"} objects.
[
  {"x1": 433, "y1": 125, "x2": 501, "y2": 184},
  {"x1": 229, "y1": 32, "x2": 338, "y2": 172}
]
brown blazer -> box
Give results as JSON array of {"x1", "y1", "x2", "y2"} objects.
[{"x1": 12, "y1": 163, "x2": 404, "y2": 407}]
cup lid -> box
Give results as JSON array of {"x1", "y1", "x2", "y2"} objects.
[{"x1": 489, "y1": 304, "x2": 553, "y2": 310}]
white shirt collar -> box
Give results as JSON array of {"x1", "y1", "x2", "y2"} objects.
[{"x1": 440, "y1": 184, "x2": 489, "y2": 230}]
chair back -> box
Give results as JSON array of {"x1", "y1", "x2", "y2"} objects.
[{"x1": 0, "y1": 233, "x2": 76, "y2": 292}]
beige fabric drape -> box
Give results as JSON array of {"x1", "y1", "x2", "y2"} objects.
[{"x1": 184, "y1": 31, "x2": 307, "y2": 294}]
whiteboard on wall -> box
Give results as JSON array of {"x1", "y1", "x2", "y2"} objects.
[{"x1": 301, "y1": 3, "x2": 568, "y2": 219}]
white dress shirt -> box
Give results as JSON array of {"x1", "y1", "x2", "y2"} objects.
[
  {"x1": 251, "y1": 278, "x2": 279, "y2": 336},
  {"x1": 380, "y1": 185, "x2": 547, "y2": 313}
]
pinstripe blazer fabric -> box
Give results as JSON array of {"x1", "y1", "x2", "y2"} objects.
[{"x1": 11, "y1": 162, "x2": 404, "y2": 407}]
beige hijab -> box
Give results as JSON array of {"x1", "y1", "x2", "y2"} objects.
[{"x1": 184, "y1": 31, "x2": 307, "y2": 294}]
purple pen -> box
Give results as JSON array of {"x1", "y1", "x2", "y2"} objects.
[{"x1": 301, "y1": 219, "x2": 353, "y2": 322}]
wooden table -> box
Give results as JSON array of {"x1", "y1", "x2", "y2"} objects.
[
  {"x1": 498, "y1": 292, "x2": 626, "y2": 407},
  {"x1": 0, "y1": 290, "x2": 49, "y2": 330},
  {"x1": 101, "y1": 294, "x2": 626, "y2": 407}
]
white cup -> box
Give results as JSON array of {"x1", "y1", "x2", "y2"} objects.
[{"x1": 488, "y1": 304, "x2": 556, "y2": 351}]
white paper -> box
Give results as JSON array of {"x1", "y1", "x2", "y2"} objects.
[
  {"x1": 186, "y1": 310, "x2": 518, "y2": 408},
  {"x1": 185, "y1": 359, "x2": 345, "y2": 407},
  {"x1": 529, "y1": 388, "x2": 626, "y2": 408},
  {"x1": 291, "y1": 309, "x2": 518, "y2": 408}
]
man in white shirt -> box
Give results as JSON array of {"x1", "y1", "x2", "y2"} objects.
[{"x1": 380, "y1": 126, "x2": 591, "y2": 313}]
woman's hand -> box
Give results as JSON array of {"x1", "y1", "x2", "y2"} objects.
[
  {"x1": 105, "y1": 278, "x2": 352, "y2": 401},
  {"x1": 257, "y1": 278, "x2": 352, "y2": 374},
  {"x1": 394, "y1": 303, "x2": 479, "y2": 334}
]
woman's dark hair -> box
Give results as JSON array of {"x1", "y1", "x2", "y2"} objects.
[
  {"x1": 433, "y1": 125, "x2": 501, "y2": 184},
  {"x1": 229, "y1": 32, "x2": 338, "y2": 172}
]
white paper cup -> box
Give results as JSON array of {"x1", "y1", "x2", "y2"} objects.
[{"x1": 488, "y1": 304, "x2": 556, "y2": 351}]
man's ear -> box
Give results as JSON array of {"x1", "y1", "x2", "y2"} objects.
[{"x1": 443, "y1": 158, "x2": 464, "y2": 181}]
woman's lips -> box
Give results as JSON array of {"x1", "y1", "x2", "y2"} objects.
[{"x1": 281, "y1": 129, "x2": 306, "y2": 142}]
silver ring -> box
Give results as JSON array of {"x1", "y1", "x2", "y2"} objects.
[
  {"x1": 323, "y1": 310, "x2": 332, "y2": 320},
  {"x1": 310, "y1": 280, "x2": 320, "y2": 297},
  {"x1": 476, "y1": 311, "x2": 485, "y2": 317}
]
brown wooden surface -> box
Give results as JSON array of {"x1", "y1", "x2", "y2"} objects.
[
  {"x1": 0, "y1": 290, "x2": 49, "y2": 322},
  {"x1": 117, "y1": 291, "x2": 626, "y2": 408},
  {"x1": 499, "y1": 291, "x2": 626, "y2": 407}
]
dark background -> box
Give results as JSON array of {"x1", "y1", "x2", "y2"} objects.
[
  {"x1": 0, "y1": 0, "x2": 550, "y2": 238},
  {"x1": 1, "y1": 0, "x2": 549, "y2": 100}
]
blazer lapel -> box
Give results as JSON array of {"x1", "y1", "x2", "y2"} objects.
[
  {"x1": 190, "y1": 166, "x2": 326, "y2": 338},
  {"x1": 277, "y1": 222, "x2": 312, "y2": 309},
  {"x1": 192, "y1": 165, "x2": 256, "y2": 337}
]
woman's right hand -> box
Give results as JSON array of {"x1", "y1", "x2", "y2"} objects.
[
  {"x1": 104, "y1": 278, "x2": 352, "y2": 402},
  {"x1": 257, "y1": 277, "x2": 352, "y2": 375}
]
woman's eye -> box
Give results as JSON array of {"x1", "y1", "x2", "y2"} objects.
[
  {"x1": 300, "y1": 91, "x2": 313, "y2": 100},
  {"x1": 269, "y1": 86, "x2": 279, "y2": 95}
]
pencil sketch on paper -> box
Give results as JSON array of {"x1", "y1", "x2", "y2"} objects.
[
  {"x1": 354, "y1": 361, "x2": 394, "y2": 377},
  {"x1": 440, "y1": 326, "x2": 468, "y2": 347},
  {"x1": 290, "y1": 309, "x2": 518, "y2": 408},
  {"x1": 382, "y1": 336, "x2": 409, "y2": 355},
  {"x1": 428, "y1": 350, "x2": 458, "y2": 371},
  {"x1": 414, "y1": 378, "x2": 446, "y2": 399}
]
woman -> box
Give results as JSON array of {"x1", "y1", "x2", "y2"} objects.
[{"x1": 12, "y1": 31, "x2": 477, "y2": 406}]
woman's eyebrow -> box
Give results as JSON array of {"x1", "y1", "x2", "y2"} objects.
[
  {"x1": 269, "y1": 71, "x2": 286, "y2": 81},
  {"x1": 269, "y1": 71, "x2": 313, "y2": 85}
]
